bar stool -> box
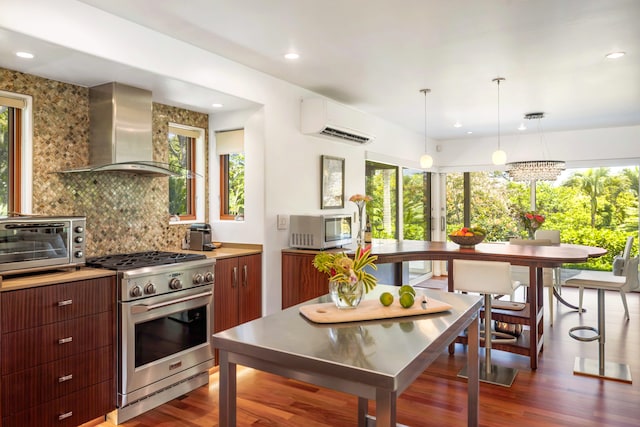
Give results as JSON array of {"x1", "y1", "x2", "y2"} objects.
[
  {"x1": 564, "y1": 256, "x2": 638, "y2": 383},
  {"x1": 454, "y1": 259, "x2": 521, "y2": 387}
]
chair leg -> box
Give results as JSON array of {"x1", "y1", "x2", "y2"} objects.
[
  {"x1": 620, "y1": 290, "x2": 630, "y2": 321},
  {"x1": 579, "y1": 286, "x2": 584, "y2": 313}
]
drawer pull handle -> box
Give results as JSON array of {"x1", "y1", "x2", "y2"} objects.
[
  {"x1": 58, "y1": 374, "x2": 73, "y2": 383},
  {"x1": 58, "y1": 411, "x2": 73, "y2": 421},
  {"x1": 58, "y1": 299, "x2": 73, "y2": 307},
  {"x1": 58, "y1": 337, "x2": 73, "y2": 344}
]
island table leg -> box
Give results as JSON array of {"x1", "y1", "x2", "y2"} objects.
[{"x1": 218, "y1": 351, "x2": 237, "y2": 426}]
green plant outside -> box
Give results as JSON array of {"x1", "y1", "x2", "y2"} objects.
[{"x1": 446, "y1": 168, "x2": 639, "y2": 271}]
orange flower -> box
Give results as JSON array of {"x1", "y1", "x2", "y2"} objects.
[{"x1": 349, "y1": 194, "x2": 373, "y2": 203}]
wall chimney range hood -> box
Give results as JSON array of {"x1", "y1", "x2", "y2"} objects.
[{"x1": 61, "y1": 82, "x2": 177, "y2": 176}]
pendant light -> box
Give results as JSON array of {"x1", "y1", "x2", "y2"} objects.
[
  {"x1": 491, "y1": 77, "x2": 507, "y2": 165},
  {"x1": 419, "y1": 88, "x2": 433, "y2": 169}
]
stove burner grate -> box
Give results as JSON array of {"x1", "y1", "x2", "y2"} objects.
[{"x1": 87, "y1": 251, "x2": 207, "y2": 270}]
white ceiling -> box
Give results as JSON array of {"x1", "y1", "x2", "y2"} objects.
[{"x1": 2, "y1": 0, "x2": 640, "y2": 141}]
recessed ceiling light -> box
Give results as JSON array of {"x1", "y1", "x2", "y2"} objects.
[
  {"x1": 284, "y1": 52, "x2": 300, "y2": 60},
  {"x1": 605, "y1": 51, "x2": 625, "y2": 59},
  {"x1": 466, "y1": 131, "x2": 473, "y2": 134},
  {"x1": 453, "y1": 121, "x2": 462, "y2": 128},
  {"x1": 16, "y1": 51, "x2": 34, "y2": 59},
  {"x1": 211, "y1": 103, "x2": 224, "y2": 108},
  {"x1": 518, "y1": 123, "x2": 527, "y2": 131}
]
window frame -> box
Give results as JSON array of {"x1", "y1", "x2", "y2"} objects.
[
  {"x1": 0, "y1": 91, "x2": 32, "y2": 215},
  {"x1": 219, "y1": 153, "x2": 245, "y2": 220},
  {"x1": 167, "y1": 123, "x2": 205, "y2": 224},
  {"x1": 216, "y1": 129, "x2": 245, "y2": 221}
]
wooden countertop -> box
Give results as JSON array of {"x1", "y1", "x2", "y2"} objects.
[
  {"x1": 1, "y1": 267, "x2": 116, "y2": 292},
  {"x1": 1, "y1": 243, "x2": 262, "y2": 292}
]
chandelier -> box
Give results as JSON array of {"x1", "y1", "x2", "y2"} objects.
[{"x1": 506, "y1": 113, "x2": 565, "y2": 181}]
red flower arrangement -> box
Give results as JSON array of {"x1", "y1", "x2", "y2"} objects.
[{"x1": 521, "y1": 211, "x2": 545, "y2": 238}]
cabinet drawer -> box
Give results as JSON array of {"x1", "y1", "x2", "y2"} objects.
[
  {"x1": 1, "y1": 277, "x2": 115, "y2": 332},
  {"x1": 2, "y1": 311, "x2": 113, "y2": 375},
  {"x1": 2, "y1": 380, "x2": 114, "y2": 427},
  {"x1": 2, "y1": 346, "x2": 113, "y2": 416}
]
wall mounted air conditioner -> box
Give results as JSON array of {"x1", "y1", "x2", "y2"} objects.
[{"x1": 300, "y1": 97, "x2": 376, "y2": 144}]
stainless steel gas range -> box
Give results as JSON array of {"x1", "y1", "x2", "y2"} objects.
[{"x1": 87, "y1": 251, "x2": 215, "y2": 425}]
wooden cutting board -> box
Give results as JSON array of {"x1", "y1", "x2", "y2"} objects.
[{"x1": 299, "y1": 297, "x2": 452, "y2": 324}]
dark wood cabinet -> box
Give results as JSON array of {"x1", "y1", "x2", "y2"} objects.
[
  {"x1": 282, "y1": 252, "x2": 327, "y2": 309},
  {"x1": 213, "y1": 253, "x2": 262, "y2": 334},
  {"x1": 0, "y1": 276, "x2": 116, "y2": 427}
]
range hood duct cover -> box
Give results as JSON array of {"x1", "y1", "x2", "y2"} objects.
[{"x1": 62, "y1": 82, "x2": 176, "y2": 176}]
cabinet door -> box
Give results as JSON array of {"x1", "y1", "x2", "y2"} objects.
[
  {"x1": 214, "y1": 257, "x2": 240, "y2": 333},
  {"x1": 239, "y1": 254, "x2": 262, "y2": 324},
  {"x1": 282, "y1": 253, "x2": 327, "y2": 309}
]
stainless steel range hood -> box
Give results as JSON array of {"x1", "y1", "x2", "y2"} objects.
[{"x1": 61, "y1": 82, "x2": 176, "y2": 176}]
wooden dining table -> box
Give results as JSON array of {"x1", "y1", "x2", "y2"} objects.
[{"x1": 367, "y1": 240, "x2": 606, "y2": 369}]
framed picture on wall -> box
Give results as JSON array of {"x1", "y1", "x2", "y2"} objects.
[{"x1": 321, "y1": 155, "x2": 345, "y2": 209}]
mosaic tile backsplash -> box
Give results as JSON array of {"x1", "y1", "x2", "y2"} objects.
[{"x1": 1, "y1": 67, "x2": 209, "y2": 256}]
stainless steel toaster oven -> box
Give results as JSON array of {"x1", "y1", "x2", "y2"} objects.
[{"x1": 0, "y1": 215, "x2": 86, "y2": 276}]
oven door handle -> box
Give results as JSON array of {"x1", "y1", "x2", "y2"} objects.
[{"x1": 130, "y1": 290, "x2": 213, "y2": 314}]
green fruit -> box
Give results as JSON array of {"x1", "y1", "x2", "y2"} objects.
[
  {"x1": 399, "y1": 285, "x2": 416, "y2": 297},
  {"x1": 379, "y1": 292, "x2": 394, "y2": 307},
  {"x1": 399, "y1": 292, "x2": 415, "y2": 308}
]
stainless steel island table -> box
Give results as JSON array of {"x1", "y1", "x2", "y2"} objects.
[{"x1": 212, "y1": 285, "x2": 483, "y2": 426}]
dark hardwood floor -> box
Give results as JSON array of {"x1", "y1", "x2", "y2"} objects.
[{"x1": 89, "y1": 285, "x2": 640, "y2": 426}]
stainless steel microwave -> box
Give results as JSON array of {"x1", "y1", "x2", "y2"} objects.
[
  {"x1": 0, "y1": 215, "x2": 86, "y2": 276},
  {"x1": 289, "y1": 214, "x2": 353, "y2": 250}
]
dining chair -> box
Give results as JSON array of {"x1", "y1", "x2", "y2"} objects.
[
  {"x1": 453, "y1": 259, "x2": 520, "y2": 387},
  {"x1": 567, "y1": 254, "x2": 639, "y2": 321},
  {"x1": 508, "y1": 238, "x2": 558, "y2": 324}
]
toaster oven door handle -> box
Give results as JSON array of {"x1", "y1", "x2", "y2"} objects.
[
  {"x1": 4, "y1": 222, "x2": 66, "y2": 229},
  {"x1": 130, "y1": 291, "x2": 213, "y2": 314}
]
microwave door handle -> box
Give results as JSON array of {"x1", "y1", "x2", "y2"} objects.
[{"x1": 130, "y1": 291, "x2": 213, "y2": 314}]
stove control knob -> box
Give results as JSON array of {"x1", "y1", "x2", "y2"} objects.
[
  {"x1": 130, "y1": 286, "x2": 142, "y2": 298},
  {"x1": 169, "y1": 278, "x2": 182, "y2": 290},
  {"x1": 144, "y1": 283, "x2": 156, "y2": 295},
  {"x1": 193, "y1": 273, "x2": 205, "y2": 284},
  {"x1": 205, "y1": 271, "x2": 214, "y2": 283}
]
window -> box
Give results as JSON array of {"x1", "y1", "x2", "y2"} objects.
[
  {"x1": 216, "y1": 129, "x2": 245, "y2": 220},
  {"x1": 365, "y1": 161, "x2": 398, "y2": 239},
  {"x1": 0, "y1": 93, "x2": 27, "y2": 216},
  {"x1": 365, "y1": 160, "x2": 432, "y2": 283},
  {"x1": 402, "y1": 167, "x2": 431, "y2": 241},
  {"x1": 168, "y1": 124, "x2": 204, "y2": 222},
  {"x1": 445, "y1": 167, "x2": 639, "y2": 270}
]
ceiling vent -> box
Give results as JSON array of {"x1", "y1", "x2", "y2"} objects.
[{"x1": 300, "y1": 98, "x2": 376, "y2": 144}]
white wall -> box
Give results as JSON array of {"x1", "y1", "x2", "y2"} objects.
[{"x1": 435, "y1": 125, "x2": 640, "y2": 172}]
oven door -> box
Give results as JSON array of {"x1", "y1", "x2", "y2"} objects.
[{"x1": 120, "y1": 285, "x2": 213, "y2": 402}]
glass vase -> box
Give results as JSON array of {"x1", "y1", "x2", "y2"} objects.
[
  {"x1": 356, "y1": 204, "x2": 366, "y2": 247},
  {"x1": 329, "y1": 280, "x2": 364, "y2": 309}
]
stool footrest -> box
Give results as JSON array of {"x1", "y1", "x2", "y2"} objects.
[{"x1": 568, "y1": 325, "x2": 599, "y2": 342}]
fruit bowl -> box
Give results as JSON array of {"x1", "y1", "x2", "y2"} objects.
[{"x1": 448, "y1": 233, "x2": 485, "y2": 248}]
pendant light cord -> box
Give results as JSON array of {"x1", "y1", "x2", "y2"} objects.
[
  {"x1": 493, "y1": 77, "x2": 505, "y2": 151},
  {"x1": 420, "y1": 88, "x2": 430, "y2": 152}
]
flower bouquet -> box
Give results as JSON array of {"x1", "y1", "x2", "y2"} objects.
[
  {"x1": 521, "y1": 211, "x2": 545, "y2": 238},
  {"x1": 312, "y1": 245, "x2": 378, "y2": 308}
]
